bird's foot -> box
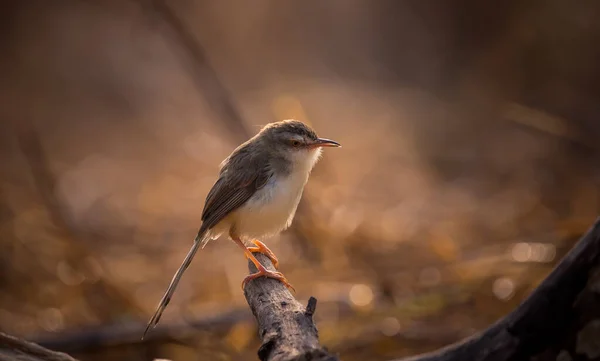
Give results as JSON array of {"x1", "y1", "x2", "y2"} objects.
[
  {"x1": 246, "y1": 239, "x2": 279, "y2": 269},
  {"x1": 242, "y1": 265, "x2": 295, "y2": 293}
]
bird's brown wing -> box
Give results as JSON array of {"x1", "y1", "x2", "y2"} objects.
[
  {"x1": 142, "y1": 152, "x2": 272, "y2": 340},
  {"x1": 199, "y1": 153, "x2": 272, "y2": 234}
]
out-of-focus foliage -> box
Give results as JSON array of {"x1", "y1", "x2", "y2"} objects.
[{"x1": 1, "y1": 1, "x2": 599, "y2": 360}]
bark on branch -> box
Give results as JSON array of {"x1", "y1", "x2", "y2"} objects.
[{"x1": 244, "y1": 253, "x2": 340, "y2": 361}]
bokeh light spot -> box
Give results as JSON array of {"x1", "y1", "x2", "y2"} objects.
[
  {"x1": 492, "y1": 277, "x2": 515, "y2": 301},
  {"x1": 56, "y1": 261, "x2": 85, "y2": 286},
  {"x1": 511, "y1": 242, "x2": 556, "y2": 263},
  {"x1": 511, "y1": 242, "x2": 532, "y2": 262},
  {"x1": 380, "y1": 317, "x2": 401, "y2": 336},
  {"x1": 37, "y1": 308, "x2": 64, "y2": 332},
  {"x1": 349, "y1": 284, "x2": 374, "y2": 307}
]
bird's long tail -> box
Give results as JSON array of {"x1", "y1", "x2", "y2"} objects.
[{"x1": 142, "y1": 231, "x2": 211, "y2": 339}]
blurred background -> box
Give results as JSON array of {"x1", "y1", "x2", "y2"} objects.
[{"x1": 1, "y1": 1, "x2": 599, "y2": 360}]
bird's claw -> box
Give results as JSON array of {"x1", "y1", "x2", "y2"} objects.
[
  {"x1": 246, "y1": 239, "x2": 280, "y2": 269},
  {"x1": 242, "y1": 268, "x2": 295, "y2": 293}
]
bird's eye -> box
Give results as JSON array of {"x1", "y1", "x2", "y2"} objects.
[{"x1": 290, "y1": 139, "x2": 301, "y2": 147}]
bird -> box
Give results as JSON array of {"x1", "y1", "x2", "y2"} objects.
[{"x1": 142, "y1": 119, "x2": 340, "y2": 339}]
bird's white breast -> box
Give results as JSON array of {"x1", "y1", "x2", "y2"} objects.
[{"x1": 232, "y1": 148, "x2": 321, "y2": 239}]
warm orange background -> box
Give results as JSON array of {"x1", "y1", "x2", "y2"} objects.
[{"x1": 1, "y1": 1, "x2": 599, "y2": 360}]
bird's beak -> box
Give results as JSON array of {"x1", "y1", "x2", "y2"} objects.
[{"x1": 313, "y1": 138, "x2": 341, "y2": 148}]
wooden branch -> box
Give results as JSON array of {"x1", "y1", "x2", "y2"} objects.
[
  {"x1": 395, "y1": 217, "x2": 600, "y2": 361},
  {"x1": 0, "y1": 332, "x2": 78, "y2": 361},
  {"x1": 244, "y1": 253, "x2": 340, "y2": 361}
]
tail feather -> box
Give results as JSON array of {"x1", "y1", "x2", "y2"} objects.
[{"x1": 142, "y1": 231, "x2": 210, "y2": 339}]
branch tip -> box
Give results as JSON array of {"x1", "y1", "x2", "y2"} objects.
[{"x1": 305, "y1": 297, "x2": 317, "y2": 317}]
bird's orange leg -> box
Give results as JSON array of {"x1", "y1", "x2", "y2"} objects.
[
  {"x1": 230, "y1": 236, "x2": 295, "y2": 292},
  {"x1": 246, "y1": 240, "x2": 279, "y2": 269}
]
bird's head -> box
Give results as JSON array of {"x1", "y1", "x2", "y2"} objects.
[
  {"x1": 258, "y1": 119, "x2": 340, "y2": 168},
  {"x1": 260, "y1": 119, "x2": 341, "y2": 150}
]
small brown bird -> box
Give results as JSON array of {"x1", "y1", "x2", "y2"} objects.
[{"x1": 143, "y1": 119, "x2": 340, "y2": 338}]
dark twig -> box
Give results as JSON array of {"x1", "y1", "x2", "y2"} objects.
[
  {"x1": 0, "y1": 332, "x2": 78, "y2": 361},
  {"x1": 394, "y1": 217, "x2": 600, "y2": 361}
]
